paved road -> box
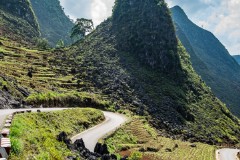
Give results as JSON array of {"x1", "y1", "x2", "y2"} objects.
[
  {"x1": 217, "y1": 149, "x2": 240, "y2": 160},
  {"x1": 71, "y1": 111, "x2": 127, "y2": 152},
  {"x1": 0, "y1": 108, "x2": 65, "y2": 128}
]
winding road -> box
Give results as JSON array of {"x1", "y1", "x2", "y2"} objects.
[
  {"x1": 0, "y1": 108, "x2": 127, "y2": 153},
  {"x1": 71, "y1": 111, "x2": 127, "y2": 152},
  {"x1": 217, "y1": 149, "x2": 240, "y2": 160},
  {"x1": 1, "y1": 109, "x2": 240, "y2": 160}
]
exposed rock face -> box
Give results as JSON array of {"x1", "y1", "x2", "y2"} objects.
[{"x1": 0, "y1": 90, "x2": 21, "y2": 109}]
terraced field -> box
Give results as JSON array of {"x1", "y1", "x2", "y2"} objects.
[
  {"x1": 0, "y1": 37, "x2": 77, "y2": 96},
  {"x1": 105, "y1": 117, "x2": 216, "y2": 160}
]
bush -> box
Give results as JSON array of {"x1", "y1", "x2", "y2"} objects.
[
  {"x1": 34, "y1": 38, "x2": 50, "y2": 50},
  {"x1": 128, "y1": 151, "x2": 143, "y2": 160}
]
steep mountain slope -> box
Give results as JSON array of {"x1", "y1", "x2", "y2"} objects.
[
  {"x1": 55, "y1": 0, "x2": 240, "y2": 144},
  {"x1": 171, "y1": 6, "x2": 240, "y2": 117},
  {"x1": 0, "y1": 0, "x2": 40, "y2": 108},
  {"x1": 30, "y1": 0, "x2": 74, "y2": 46},
  {"x1": 233, "y1": 55, "x2": 240, "y2": 65},
  {"x1": 0, "y1": 0, "x2": 40, "y2": 42}
]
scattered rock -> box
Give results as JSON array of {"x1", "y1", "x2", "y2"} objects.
[
  {"x1": 173, "y1": 144, "x2": 178, "y2": 150},
  {"x1": 57, "y1": 132, "x2": 118, "y2": 160},
  {"x1": 146, "y1": 147, "x2": 159, "y2": 152},
  {"x1": 27, "y1": 70, "x2": 33, "y2": 78},
  {"x1": 3, "y1": 85, "x2": 8, "y2": 92},
  {"x1": 190, "y1": 144, "x2": 197, "y2": 148},
  {"x1": 165, "y1": 148, "x2": 172, "y2": 152},
  {"x1": 0, "y1": 52, "x2": 4, "y2": 59},
  {"x1": 94, "y1": 142, "x2": 109, "y2": 155}
]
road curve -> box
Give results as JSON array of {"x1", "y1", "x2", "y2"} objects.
[
  {"x1": 0, "y1": 108, "x2": 65, "y2": 128},
  {"x1": 71, "y1": 111, "x2": 127, "y2": 152},
  {"x1": 216, "y1": 148, "x2": 240, "y2": 160}
]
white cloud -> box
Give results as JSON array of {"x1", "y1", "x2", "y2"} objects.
[
  {"x1": 90, "y1": 0, "x2": 114, "y2": 26},
  {"x1": 166, "y1": 0, "x2": 240, "y2": 54}
]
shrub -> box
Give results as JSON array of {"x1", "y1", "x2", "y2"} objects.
[
  {"x1": 128, "y1": 151, "x2": 143, "y2": 160},
  {"x1": 34, "y1": 38, "x2": 50, "y2": 50}
]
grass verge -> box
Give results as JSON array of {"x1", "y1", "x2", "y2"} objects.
[
  {"x1": 9, "y1": 108, "x2": 105, "y2": 160},
  {"x1": 25, "y1": 91, "x2": 111, "y2": 109}
]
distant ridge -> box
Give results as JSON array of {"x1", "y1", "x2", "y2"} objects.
[
  {"x1": 30, "y1": 0, "x2": 74, "y2": 46},
  {"x1": 233, "y1": 55, "x2": 240, "y2": 65},
  {"x1": 171, "y1": 5, "x2": 240, "y2": 117}
]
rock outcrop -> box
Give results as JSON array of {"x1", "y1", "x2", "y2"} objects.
[{"x1": 57, "y1": 132, "x2": 118, "y2": 160}]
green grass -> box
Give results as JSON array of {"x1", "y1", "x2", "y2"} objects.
[
  {"x1": 105, "y1": 117, "x2": 216, "y2": 160},
  {"x1": 26, "y1": 91, "x2": 112, "y2": 109},
  {"x1": 9, "y1": 108, "x2": 105, "y2": 160}
]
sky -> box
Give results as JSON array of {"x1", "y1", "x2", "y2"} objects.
[{"x1": 59, "y1": 0, "x2": 240, "y2": 55}]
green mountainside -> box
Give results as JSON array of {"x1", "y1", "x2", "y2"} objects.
[
  {"x1": 30, "y1": 0, "x2": 74, "y2": 46},
  {"x1": 56, "y1": 0, "x2": 240, "y2": 144},
  {"x1": 0, "y1": 0, "x2": 239, "y2": 147},
  {"x1": 233, "y1": 55, "x2": 240, "y2": 65},
  {"x1": 0, "y1": 0, "x2": 40, "y2": 42},
  {"x1": 171, "y1": 6, "x2": 240, "y2": 117}
]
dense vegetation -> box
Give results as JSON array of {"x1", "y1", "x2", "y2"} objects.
[
  {"x1": 171, "y1": 6, "x2": 240, "y2": 117},
  {"x1": 30, "y1": 0, "x2": 73, "y2": 46},
  {"x1": 9, "y1": 108, "x2": 104, "y2": 160},
  {"x1": 233, "y1": 55, "x2": 240, "y2": 65},
  {"x1": 105, "y1": 117, "x2": 216, "y2": 160}
]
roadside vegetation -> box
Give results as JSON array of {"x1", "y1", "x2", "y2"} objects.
[
  {"x1": 104, "y1": 117, "x2": 216, "y2": 160},
  {"x1": 26, "y1": 91, "x2": 111, "y2": 108},
  {"x1": 9, "y1": 108, "x2": 104, "y2": 160}
]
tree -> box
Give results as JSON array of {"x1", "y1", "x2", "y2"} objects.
[
  {"x1": 70, "y1": 18, "x2": 94, "y2": 41},
  {"x1": 56, "y1": 39, "x2": 64, "y2": 48},
  {"x1": 34, "y1": 38, "x2": 50, "y2": 50}
]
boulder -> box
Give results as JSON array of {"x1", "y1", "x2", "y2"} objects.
[
  {"x1": 165, "y1": 148, "x2": 172, "y2": 152},
  {"x1": 57, "y1": 132, "x2": 117, "y2": 160},
  {"x1": 94, "y1": 142, "x2": 109, "y2": 155},
  {"x1": 0, "y1": 52, "x2": 4, "y2": 59},
  {"x1": 74, "y1": 138, "x2": 85, "y2": 150},
  {"x1": 190, "y1": 144, "x2": 197, "y2": 148},
  {"x1": 57, "y1": 132, "x2": 68, "y2": 142}
]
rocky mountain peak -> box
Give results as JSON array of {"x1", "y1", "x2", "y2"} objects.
[{"x1": 112, "y1": 0, "x2": 179, "y2": 72}]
